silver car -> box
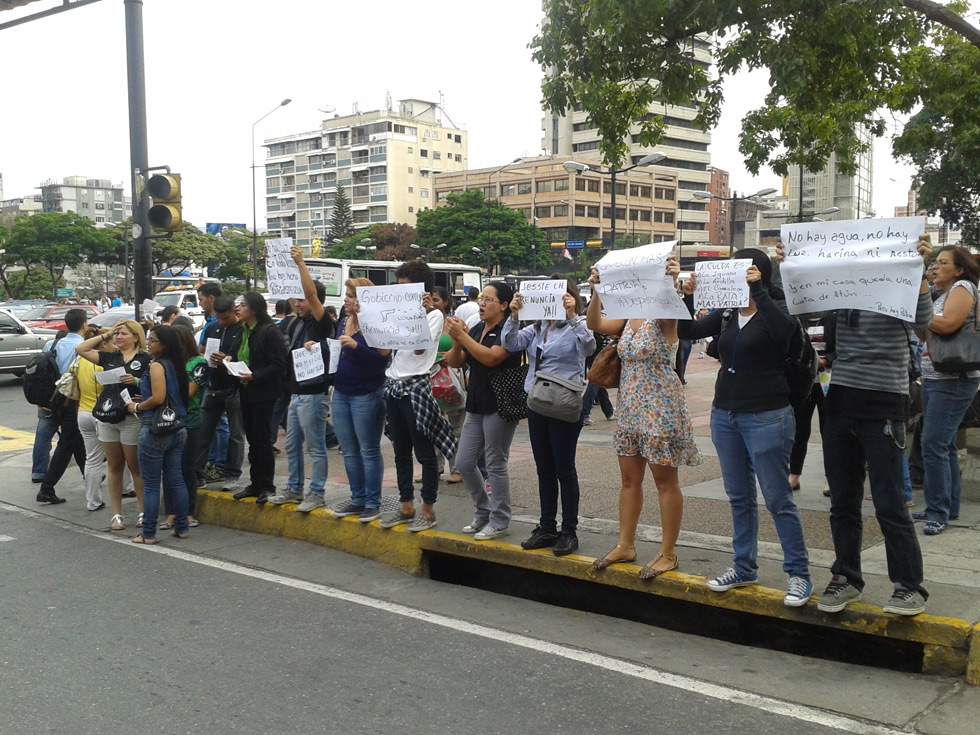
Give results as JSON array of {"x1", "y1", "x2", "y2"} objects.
[{"x1": 0, "y1": 309, "x2": 58, "y2": 376}]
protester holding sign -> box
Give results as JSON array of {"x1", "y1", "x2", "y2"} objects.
[
  {"x1": 503, "y1": 277, "x2": 594, "y2": 556},
  {"x1": 378, "y1": 261, "x2": 457, "y2": 533},
  {"x1": 915, "y1": 247, "x2": 980, "y2": 536},
  {"x1": 444, "y1": 281, "x2": 524, "y2": 541},
  {"x1": 776, "y1": 232, "x2": 933, "y2": 616},
  {"x1": 679, "y1": 249, "x2": 813, "y2": 607},
  {"x1": 230, "y1": 293, "x2": 286, "y2": 505},
  {"x1": 586, "y1": 256, "x2": 701, "y2": 580}
]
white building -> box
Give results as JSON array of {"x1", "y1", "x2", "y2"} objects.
[
  {"x1": 786, "y1": 127, "x2": 874, "y2": 221},
  {"x1": 37, "y1": 176, "x2": 131, "y2": 224}
]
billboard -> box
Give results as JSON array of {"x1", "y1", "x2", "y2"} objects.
[{"x1": 206, "y1": 223, "x2": 247, "y2": 236}]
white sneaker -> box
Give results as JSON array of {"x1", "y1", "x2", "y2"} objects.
[
  {"x1": 268, "y1": 490, "x2": 304, "y2": 506},
  {"x1": 296, "y1": 494, "x2": 325, "y2": 513},
  {"x1": 462, "y1": 517, "x2": 489, "y2": 534},
  {"x1": 221, "y1": 478, "x2": 244, "y2": 493},
  {"x1": 474, "y1": 526, "x2": 510, "y2": 541}
]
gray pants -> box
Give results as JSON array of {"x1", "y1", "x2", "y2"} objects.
[
  {"x1": 457, "y1": 411, "x2": 517, "y2": 531},
  {"x1": 197, "y1": 388, "x2": 245, "y2": 481}
]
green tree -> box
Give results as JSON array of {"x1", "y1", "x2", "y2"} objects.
[
  {"x1": 415, "y1": 189, "x2": 548, "y2": 275},
  {"x1": 213, "y1": 228, "x2": 261, "y2": 284},
  {"x1": 1, "y1": 269, "x2": 65, "y2": 300},
  {"x1": 370, "y1": 222, "x2": 418, "y2": 261},
  {"x1": 150, "y1": 222, "x2": 226, "y2": 276},
  {"x1": 329, "y1": 185, "x2": 355, "y2": 241},
  {"x1": 531, "y1": 1, "x2": 980, "y2": 238}
]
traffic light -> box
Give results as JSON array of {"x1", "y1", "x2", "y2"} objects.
[{"x1": 147, "y1": 173, "x2": 182, "y2": 232}]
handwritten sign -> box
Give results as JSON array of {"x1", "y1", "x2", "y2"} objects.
[
  {"x1": 95, "y1": 367, "x2": 126, "y2": 385},
  {"x1": 694, "y1": 260, "x2": 750, "y2": 310},
  {"x1": 265, "y1": 237, "x2": 304, "y2": 299},
  {"x1": 780, "y1": 217, "x2": 925, "y2": 320},
  {"x1": 356, "y1": 282, "x2": 431, "y2": 349},
  {"x1": 518, "y1": 280, "x2": 566, "y2": 320},
  {"x1": 292, "y1": 342, "x2": 325, "y2": 382},
  {"x1": 594, "y1": 242, "x2": 690, "y2": 320},
  {"x1": 326, "y1": 338, "x2": 342, "y2": 374},
  {"x1": 141, "y1": 299, "x2": 160, "y2": 316}
]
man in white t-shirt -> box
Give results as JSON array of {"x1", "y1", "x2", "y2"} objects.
[{"x1": 454, "y1": 287, "x2": 480, "y2": 325}]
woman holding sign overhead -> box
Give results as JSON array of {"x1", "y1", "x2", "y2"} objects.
[
  {"x1": 678, "y1": 249, "x2": 813, "y2": 608},
  {"x1": 587, "y1": 255, "x2": 702, "y2": 580}
]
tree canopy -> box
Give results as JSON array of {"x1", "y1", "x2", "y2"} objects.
[{"x1": 532, "y1": 0, "x2": 980, "y2": 243}]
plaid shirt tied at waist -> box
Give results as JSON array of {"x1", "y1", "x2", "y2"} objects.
[{"x1": 384, "y1": 375, "x2": 458, "y2": 460}]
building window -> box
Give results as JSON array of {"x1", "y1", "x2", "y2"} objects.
[
  {"x1": 536, "y1": 180, "x2": 553, "y2": 193},
  {"x1": 409, "y1": 206, "x2": 414, "y2": 213},
  {"x1": 483, "y1": 186, "x2": 495, "y2": 199},
  {"x1": 535, "y1": 205, "x2": 551, "y2": 219},
  {"x1": 573, "y1": 140, "x2": 600, "y2": 152},
  {"x1": 575, "y1": 178, "x2": 586, "y2": 192},
  {"x1": 555, "y1": 178, "x2": 569, "y2": 191},
  {"x1": 602, "y1": 207, "x2": 626, "y2": 221},
  {"x1": 408, "y1": 186, "x2": 414, "y2": 193},
  {"x1": 575, "y1": 204, "x2": 585, "y2": 217},
  {"x1": 655, "y1": 187, "x2": 675, "y2": 201},
  {"x1": 554, "y1": 204, "x2": 569, "y2": 217},
  {"x1": 517, "y1": 182, "x2": 532, "y2": 195},
  {"x1": 603, "y1": 181, "x2": 627, "y2": 196},
  {"x1": 640, "y1": 186, "x2": 652, "y2": 198},
  {"x1": 654, "y1": 210, "x2": 675, "y2": 223},
  {"x1": 421, "y1": 189, "x2": 429, "y2": 198},
  {"x1": 408, "y1": 167, "x2": 413, "y2": 174},
  {"x1": 500, "y1": 184, "x2": 516, "y2": 197},
  {"x1": 370, "y1": 185, "x2": 387, "y2": 196},
  {"x1": 95, "y1": 203, "x2": 105, "y2": 210},
  {"x1": 407, "y1": 147, "x2": 413, "y2": 153},
  {"x1": 454, "y1": 154, "x2": 462, "y2": 162},
  {"x1": 421, "y1": 170, "x2": 430, "y2": 178},
  {"x1": 639, "y1": 210, "x2": 651, "y2": 222},
  {"x1": 587, "y1": 206, "x2": 599, "y2": 218},
  {"x1": 572, "y1": 121, "x2": 591, "y2": 132},
  {"x1": 95, "y1": 215, "x2": 105, "y2": 223},
  {"x1": 420, "y1": 149, "x2": 428, "y2": 158},
  {"x1": 433, "y1": 151, "x2": 441, "y2": 160}
]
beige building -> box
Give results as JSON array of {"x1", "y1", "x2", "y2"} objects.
[
  {"x1": 37, "y1": 176, "x2": 131, "y2": 224},
  {"x1": 263, "y1": 98, "x2": 468, "y2": 250},
  {"x1": 0, "y1": 193, "x2": 42, "y2": 217},
  {"x1": 434, "y1": 155, "x2": 677, "y2": 254}
]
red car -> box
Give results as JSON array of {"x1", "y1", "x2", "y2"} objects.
[{"x1": 22, "y1": 304, "x2": 101, "y2": 331}]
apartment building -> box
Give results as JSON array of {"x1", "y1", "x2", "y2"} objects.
[
  {"x1": 541, "y1": 38, "x2": 713, "y2": 256},
  {"x1": 37, "y1": 176, "x2": 131, "y2": 224},
  {"x1": 706, "y1": 166, "x2": 730, "y2": 246},
  {"x1": 0, "y1": 194, "x2": 42, "y2": 217},
  {"x1": 263, "y1": 98, "x2": 468, "y2": 249},
  {"x1": 433, "y1": 154, "x2": 678, "y2": 254},
  {"x1": 786, "y1": 127, "x2": 874, "y2": 221}
]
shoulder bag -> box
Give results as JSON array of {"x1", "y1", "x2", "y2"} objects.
[
  {"x1": 489, "y1": 363, "x2": 528, "y2": 422},
  {"x1": 926, "y1": 285, "x2": 980, "y2": 373},
  {"x1": 587, "y1": 339, "x2": 621, "y2": 389},
  {"x1": 528, "y1": 372, "x2": 586, "y2": 422}
]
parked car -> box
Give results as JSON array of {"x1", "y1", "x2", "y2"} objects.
[
  {"x1": 22, "y1": 304, "x2": 101, "y2": 331},
  {"x1": 88, "y1": 306, "x2": 136, "y2": 330},
  {"x1": 0, "y1": 301, "x2": 55, "y2": 320},
  {"x1": 0, "y1": 309, "x2": 58, "y2": 376}
]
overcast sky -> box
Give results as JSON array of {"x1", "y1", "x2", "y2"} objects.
[{"x1": 1, "y1": 0, "x2": 977, "y2": 228}]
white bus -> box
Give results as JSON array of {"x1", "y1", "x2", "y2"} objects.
[{"x1": 303, "y1": 258, "x2": 483, "y2": 311}]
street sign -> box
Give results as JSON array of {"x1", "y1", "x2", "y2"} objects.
[
  {"x1": 565, "y1": 240, "x2": 585, "y2": 249},
  {"x1": 56, "y1": 288, "x2": 74, "y2": 297}
]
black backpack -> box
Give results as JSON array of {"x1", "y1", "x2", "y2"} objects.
[
  {"x1": 785, "y1": 318, "x2": 819, "y2": 407},
  {"x1": 23, "y1": 340, "x2": 65, "y2": 409}
]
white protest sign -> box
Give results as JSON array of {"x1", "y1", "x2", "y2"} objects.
[
  {"x1": 265, "y1": 237, "x2": 304, "y2": 299},
  {"x1": 694, "y1": 260, "x2": 750, "y2": 311},
  {"x1": 356, "y1": 282, "x2": 431, "y2": 350},
  {"x1": 518, "y1": 280, "x2": 567, "y2": 320},
  {"x1": 223, "y1": 361, "x2": 252, "y2": 378},
  {"x1": 326, "y1": 338, "x2": 342, "y2": 374},
  {"x1": 203, "y1": 337, "x2": 220, "y2": 364},
  {"x1": 292, "y1": 342, "x2": 325, "y2": 382},
  {"x1": 780, "y1": 217, "x2": 925, "y2": 320},
  {"x1": 141, "y1": 299, "x2": 160, "y2": 316},
  {"x1": 95, "y1": 367, "x2": 126, "y2": 385},
  {"x1": 594, "y1": 242, "x2": 690, "y2": 320}
]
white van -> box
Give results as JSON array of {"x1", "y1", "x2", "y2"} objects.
[
  {"x1": 303, "y1": 258, "x2": 483, "y2": 311},
  {"x1": 152, "y1": 277, "x2": 220, "y2": 327}
]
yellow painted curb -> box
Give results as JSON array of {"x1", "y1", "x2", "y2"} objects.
[{"x1": 968, "y1": 623, "x2": 980, "y2": 686}]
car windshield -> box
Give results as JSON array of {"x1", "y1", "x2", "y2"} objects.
[
  {"x1": 22, "y1": 307, "x2": 52, "y2": 320},
  {"x1": 90, "y1": 309, "x2": 134, "y2": 328},
  {"x1": 153, "y1": 293, "x2": 184, "y2": 307}
]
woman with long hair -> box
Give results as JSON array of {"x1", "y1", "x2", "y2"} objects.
[
  {"x1": 232, "y1": 292, "x2": 286, "y2": 504},
  {"x1": 444, "y1": 281, "x2": 523, "y2": 540},
  {"x1": 124, "y1": 324, "x2": 190, "y2": 543},
  {"x1": 76, "y1": 320, "x2": 148, "y2": 531},
  {"x1": 504, "y1": 277, "x2": 594, "y2": 556},
  {"x1": 915, "y1": 246, "x2": 980, "y2": 535},
  {"x1": 328, "y1": 278, "x2": 391, "y2": 521},
  {"x1": 587, "y1": 257, "x2": 702, "y2": 579}
]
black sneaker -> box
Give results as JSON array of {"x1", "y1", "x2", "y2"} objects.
[
  {"x1": 553, "y1": 531, "x2": 579, "y2": 556},
  {"x1": 521, "y1": 526, "x2": 559, "y2": 550}
]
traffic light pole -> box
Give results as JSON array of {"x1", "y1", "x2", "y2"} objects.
[{"x1": 124, "y1": 0, "x2": 152, "y2": 321}]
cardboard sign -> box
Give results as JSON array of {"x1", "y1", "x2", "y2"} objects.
[
  {"x1": 265, "y1": 237, "x2": 304, "y2": 299},
  {"x1": 594, "y1": 242, "x2": 690, "y2": 320},
  {"x1": 356, "y1": 282, "x2": 432, "y2": 349},
  {"x1": 780, "y1": 217, "x2": 925, "y2": 320},
  {"x1": 326, "y1": 338, "x2": 342, "y2": 374},
  {"x1": 518, "y1": 280, "x2": 567, "y2": 320},
  {"x1": 291, "y1": 342, "x2": 325, "y2": 382},
  {"x1": 694, "y1": 260, "x2": 750, "y2": 311}
]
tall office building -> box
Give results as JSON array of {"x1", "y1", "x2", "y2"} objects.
[
  {"x1": 37, "y1": 176, "x2": 131, "y2": 224},
  {"x1": 263, "y1": 98, "x2": 468, "y2": 251},
  {"x1": 541, "y1": 37, "x2": 713, "y2": 255},
  {"x1": 786, "y1": 127, "x2": 873, "y2": 221}
]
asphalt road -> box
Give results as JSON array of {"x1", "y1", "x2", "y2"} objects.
[{"x1": 0, "y1": 375, "x2": 40, "y2": 434}]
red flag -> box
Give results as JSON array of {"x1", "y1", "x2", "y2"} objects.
[{"x1": 562, "y1": 247, "x2": 574, "y2": 263}]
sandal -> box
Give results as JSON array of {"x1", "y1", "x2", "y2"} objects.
[
  {"x1": 158, "y1": 520, "x2": 174, "y2": 530},
  {"x1": 170, "y1": 531, "x2": 189, "y2": 539},
  {"x1": 590, "y1": 545, "x2": 637, "y2": 572},
  {"x1": 639, "y1": 553, "x2": 678, "y2": 580},
  {"x1": 136, "y1": 512, "x2": 144, "y2": 528},
  {"x1": 131, "y1": 535, "x2": 157, "y2": 545},
  {"x1": 110, "y1": 514, "x2": 125, "y2": 531},
  {"x1": 188, "y1": 518, "x2": 200, "y2": 528}
]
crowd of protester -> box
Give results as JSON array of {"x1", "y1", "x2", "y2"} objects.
[{"x1": 31, "y1": 232, "x2": 976, "y2": 618}]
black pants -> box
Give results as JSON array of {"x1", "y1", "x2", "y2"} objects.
[
  {"x1": 790, "y1": 383, "x2": 826, "y2": 475},
  {"x1": 526, "y1": 408, "x2": 584, "y2": 533},
  {"x1": 241, "y1": 388, "x2": 277, "y2": 494},
  {"x1": 39, "y1": 404, "x2": 85, "y2": 495},
  {"x1": 166, "y1": 425, "x2": 199, "y2": 517},
  {"x1": 385, "y1": 393, "x2": 438, "y2": 505}
]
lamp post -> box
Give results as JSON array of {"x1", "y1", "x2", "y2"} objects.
[
  {"x1": 410, "y1": 242, "x2": 446, "y2": 262},
  {"x1": 471, "y1": 246, "x2": 491, "y2": 277},
  {"x1": 104, "y1": 222, "x2": 132, "y2": 298},
  {"x1": 485, "y1": 157, "x2": 522, "y2": 271},
  {"x1": 693, "y1": 186, "x2": 777, "y2": 250},
  {"x1": 251, "y1": 98, "x2": 292, "y2": 291},
  {"x1": 563, "y1": 152, "x2": 665, "y2": 249}
]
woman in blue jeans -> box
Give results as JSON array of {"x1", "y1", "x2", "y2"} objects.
[
  {"x1": 329, "y1": 278, "x2": 391, "y2": 522},
  {"x1": 503, "y1": 278, "x2": 594, "y2": 556},
  {"x1": 916, "y1": 247, "x2": 980, "y2": 535},
  {"x1": 678, "y1": 249, "x2": 813, "y2": 608},
  {"x1": 125, "y1": 324, "x2": 189, "y2": 544}
]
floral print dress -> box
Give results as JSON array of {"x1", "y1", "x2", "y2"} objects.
[{"x1": 614, "y1": 319, "x2": 701, "y2": 467}]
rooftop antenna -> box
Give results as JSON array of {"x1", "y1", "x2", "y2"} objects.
[
  {"x1": 352, "y1": 99, "x2": 360, "y2": 115},
  {"x1": 385, "y1": 91, "x2": 392, "y2": 111}
]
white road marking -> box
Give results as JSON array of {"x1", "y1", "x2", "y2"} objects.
[
  {"x1": 0, "y1": 502, "x2": 914, "y2": 735},
  {"x1": 0, "y1": 534, "x2": 16, "y2": 542}
]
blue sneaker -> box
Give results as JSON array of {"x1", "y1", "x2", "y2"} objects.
[
  {"x1": 706, "y1": 567, "x2": 757, "y2": 592},
  {"x1": 784, "y1": 576, "x2": 813, "y2": 607}
]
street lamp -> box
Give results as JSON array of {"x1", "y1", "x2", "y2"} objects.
[
  {"x1": 410, "y1": 242, "x2": 446, "y2": 261},
  {"x1": 563, "y1": 152, "x2": 665, "y2": 249},
  {"x1": 693, "y1": 186, "x2": 777, "y2": 250},
  {"x1": 485, "y1": 157, "x2": 522, "y2": 273},
  {"x1": 472, "y1": 246, "x2": 491, "y2": 276},
  {"x1": 251, "y1": 98, "x2": 292, "y2": 291},
  {"x1": 104, "y1": 222, "x2": 132, "y2": 298}
]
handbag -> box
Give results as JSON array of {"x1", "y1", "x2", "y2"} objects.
[
  {"x1": 527, "y1": 371, "x2": 586, "y2": 422},
  {"x1": 587, "y1": 340, "x2": 621, "y2": 389},
  {"x1": 429, "y1": 365, "x2": 464, "y2": 408},
  {"x1": 150, "y1": 393, "x2": 185, "y2": 435},
  {"x1": 926, "y1": 290, "x2": 980, "y2": 373},
  {"x1": 55, "y1": 357, "x2": 81, "y2": 403},
  {"x1": 489, "y1": 364, "x2": 528, "y2": 422}
]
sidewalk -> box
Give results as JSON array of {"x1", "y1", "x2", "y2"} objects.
[{"x1": 4, "y1": 353, "x2": 979, "y2": 682}]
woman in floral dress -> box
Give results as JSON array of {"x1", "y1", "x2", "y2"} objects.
[{"x1": 586, "y1": 257, "x2": 701, "y2": 579}]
